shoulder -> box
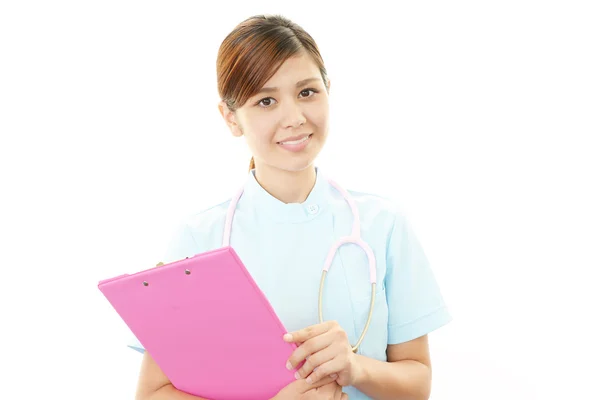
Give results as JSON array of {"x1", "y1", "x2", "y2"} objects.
[
  {"x1": 174, "y1": 198, "x2": 233, "y2": 252},
  {"x1": 347, "y1": 188, "x2": 399, "y2": 212},
  {"x1": 343, "y1": 187, "x2": 407, "y2": 227},
  {"x1": 159, "y1": 198, "x2": 234, "y2": 263},
  {"x1": 336, "y1": 183, "x2": 424, "y2": 250},
  {"x1": 185, "y1": 198, "x2": 232, "y2": 229}
]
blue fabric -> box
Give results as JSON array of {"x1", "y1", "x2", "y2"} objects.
[{"x1": 128, "y1": 167, "x2": 451, "y2": 398}]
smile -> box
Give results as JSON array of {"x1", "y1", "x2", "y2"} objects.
[
  {"x1": 278, "y1": 134, "x2": 312, "y2": 145},
  {"x1": 277, "y1": 134, "x2": 313, "y2": 152}
]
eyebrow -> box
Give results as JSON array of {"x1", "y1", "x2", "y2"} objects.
[{"x1": 255, "y1": 77, "x2": 321, "y2": 95}]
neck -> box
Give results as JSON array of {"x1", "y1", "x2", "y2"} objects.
[{"x1": 253, "y1": 163, "x2": 317, "y2": 204}]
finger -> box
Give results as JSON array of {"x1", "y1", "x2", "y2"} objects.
[
  {"x1": 341, "y1": 394, "x2": 349, "y2": 400},
  {"x1": 315, "y1": 381, "x2": 339, "y2": 395},
  {"x1": 295, "y1": 345, "x2": 337, "y2": 379},
  {"x1": 334, "y1": 383, "x2": 342, "y2": 399},
  {"x1": 283, "y1": 321, "x2": 335, "y2": 344},
  {"x1": 288, "y1": 333, "x2": 332, "y2": 372},
  {"x1": 299, "y1": 374, "x2": 337, "y2": 392},
  {"x1": 305, "y1": 358, "x2": 341, "y2": 385}
]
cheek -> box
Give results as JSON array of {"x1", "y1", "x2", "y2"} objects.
[
  {"x1": 242, "y1": 116, "x2": 272, "y2": 141},
  {"x1": 251, "y1": 126, "x2": 276, "y2": 146},
  {"x1": 243, "y1": 123, "x2": 277, "y2": 153},
  {"x1": 308, "y1": 103, "x2": 329, "y2": 131}
]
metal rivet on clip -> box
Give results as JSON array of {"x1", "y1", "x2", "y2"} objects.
[
  {"x1": 185, "y1": 269, "x2": 191, "y2": 275},
  {"x1": 143, "y1": 281, "x2": 149, "y2": 286}
]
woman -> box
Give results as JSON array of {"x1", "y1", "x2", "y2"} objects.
[{"x1": 130, "y1": 14, "x2": 451, "y2": 400}]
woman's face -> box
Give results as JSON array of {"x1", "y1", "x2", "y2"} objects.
[{"x1": 219, "y1": 51, "x2": 330, "y2": 173}]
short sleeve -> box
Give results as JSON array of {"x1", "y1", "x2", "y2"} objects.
[
  {"x1": 127, "y1": 336, "x2": 145, "y2": 354},
  {"x1": 127, "y1": 221, "x2": 199, "y2": 354},
  {"x1": 385, "y1": 211, "x2": 452, "y2": 344}
]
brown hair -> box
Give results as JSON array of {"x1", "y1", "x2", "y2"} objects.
[{"x1": 216, "y1": 14, "x2": 330, "y2": 172}]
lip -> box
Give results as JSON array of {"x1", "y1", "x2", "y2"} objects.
[{"x1": 277, "y1": 133, "x2": 312, "y2": 144}]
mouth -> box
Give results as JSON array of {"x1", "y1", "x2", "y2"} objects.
[{"x1": 277, "y1": 133, "x2": 313, "y2": 145}]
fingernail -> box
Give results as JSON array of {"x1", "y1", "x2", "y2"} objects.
[
  {"x1": 295, "y1": 372, "x2": 300, "y2": 380},
  {"x1": 286, "y1": 361, "x2": 292, "y2": 370},
  {"x1": 306, "y1": 376, "x2": 312, "y2": 384},
  {"x1": 283, "y1": 333, "x2": 293, "y2": 341},
  {"x1": 330, "y1": 373, "x2": 338, "y2": 379}
]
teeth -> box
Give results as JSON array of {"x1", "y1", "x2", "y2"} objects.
[{"x1": 280, "y1": 135, "x2": 310, "y2": 145}]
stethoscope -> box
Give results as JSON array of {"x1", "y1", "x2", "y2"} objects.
[{"x1": 222, "y1": 174, "x2": 377, "y2": 353}]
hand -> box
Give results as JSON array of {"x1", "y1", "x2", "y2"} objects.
[
  {"x1": 284, "y1": 321, "x2": 361, "y2": 387},
  {"x1": 273, "y1": 375, "x2": 348, "y2": 400},
  {"x1": 307, "y1": 381, "x2": 348, "y2": 400}
]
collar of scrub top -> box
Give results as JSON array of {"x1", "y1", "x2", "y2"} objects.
[
  {"x1": 222, "y1": 167, "x2": 377, "y2": 353},
  {"x1": 240, "y1": 167, "x2": 331, "y2": 223}
]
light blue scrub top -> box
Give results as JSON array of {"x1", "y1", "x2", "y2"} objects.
[{"x1": 128, "y1": 167, "x2": 452, "y2": 399}]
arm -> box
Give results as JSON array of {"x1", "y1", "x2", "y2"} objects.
[
  {"x1": 135, "y1": 351, "x2": 210, "y2": 400},
  {"x1": 352, "y1": 334, "x2": 432, "y2": 400},
  {"x1": 285, "y1": 326, "x2": 433, "y2": 400}
]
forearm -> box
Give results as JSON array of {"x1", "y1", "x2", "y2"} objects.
[
  {"x1": 353, "y1": 355, "x2": 431, "y2": 400},
  {"x1": 144, "y1": 384, "x2": 211, "y2": 400}
]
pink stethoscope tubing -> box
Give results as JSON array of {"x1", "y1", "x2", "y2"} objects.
[{"x1": 223, "y1": 177, "x2": 376, "y2": 353}]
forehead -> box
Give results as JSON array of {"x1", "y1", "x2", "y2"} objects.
[{"x1": 263, "y1": 52, "x2": 320, "y2": 87}]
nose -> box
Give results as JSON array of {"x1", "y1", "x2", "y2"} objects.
[{"x1": 282, "y1": 101, "x2": 306, "y2": 129}]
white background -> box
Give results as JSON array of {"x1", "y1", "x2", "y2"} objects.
[{"x1": 1, "y1": 1, "x2": 599, "y2": 399}]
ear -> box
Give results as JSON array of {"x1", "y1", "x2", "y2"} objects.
[{"x1": 218, "y1": 101, "x2": 244, "y2": 137}]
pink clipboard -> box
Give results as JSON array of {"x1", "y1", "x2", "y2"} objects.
[{"x1": 98, "y1": 246, "x2": 298, "y2": 399}]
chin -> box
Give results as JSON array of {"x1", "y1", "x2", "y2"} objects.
[
  {"x1": 263, "y1": 139, "x2": 324, "y2": 173},
  {"x1": 271, "y1": 156, "x2": 316, "y2": 173},
  {"x1": 282, "y1": 146, "x2": 324, "y2": 172},
  {"x1": 281, "y1": 161, "x2": 314, "y2": 173}
]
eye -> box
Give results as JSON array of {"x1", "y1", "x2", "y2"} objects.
[
  {"x1": 257, "y1": 97, "x2": 275, "y2": 107},
  {"x1": 256, "y1": 88, "x2": 320, "y2": 108},
  {"x1": 299, "y1": 88, "x2": 318, "y2": 98}
]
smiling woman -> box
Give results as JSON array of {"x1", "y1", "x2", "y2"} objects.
[
  {"x1": 128, "y1": 13, "x2": 451, "y2": 400},
  {"x1": 215, "y1": 16, "x2": 331, "y2": 177}
]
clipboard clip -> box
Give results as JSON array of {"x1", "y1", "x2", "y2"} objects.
[{"x1": 141, "y1": 261, "x2": 192, "y2": 287}]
